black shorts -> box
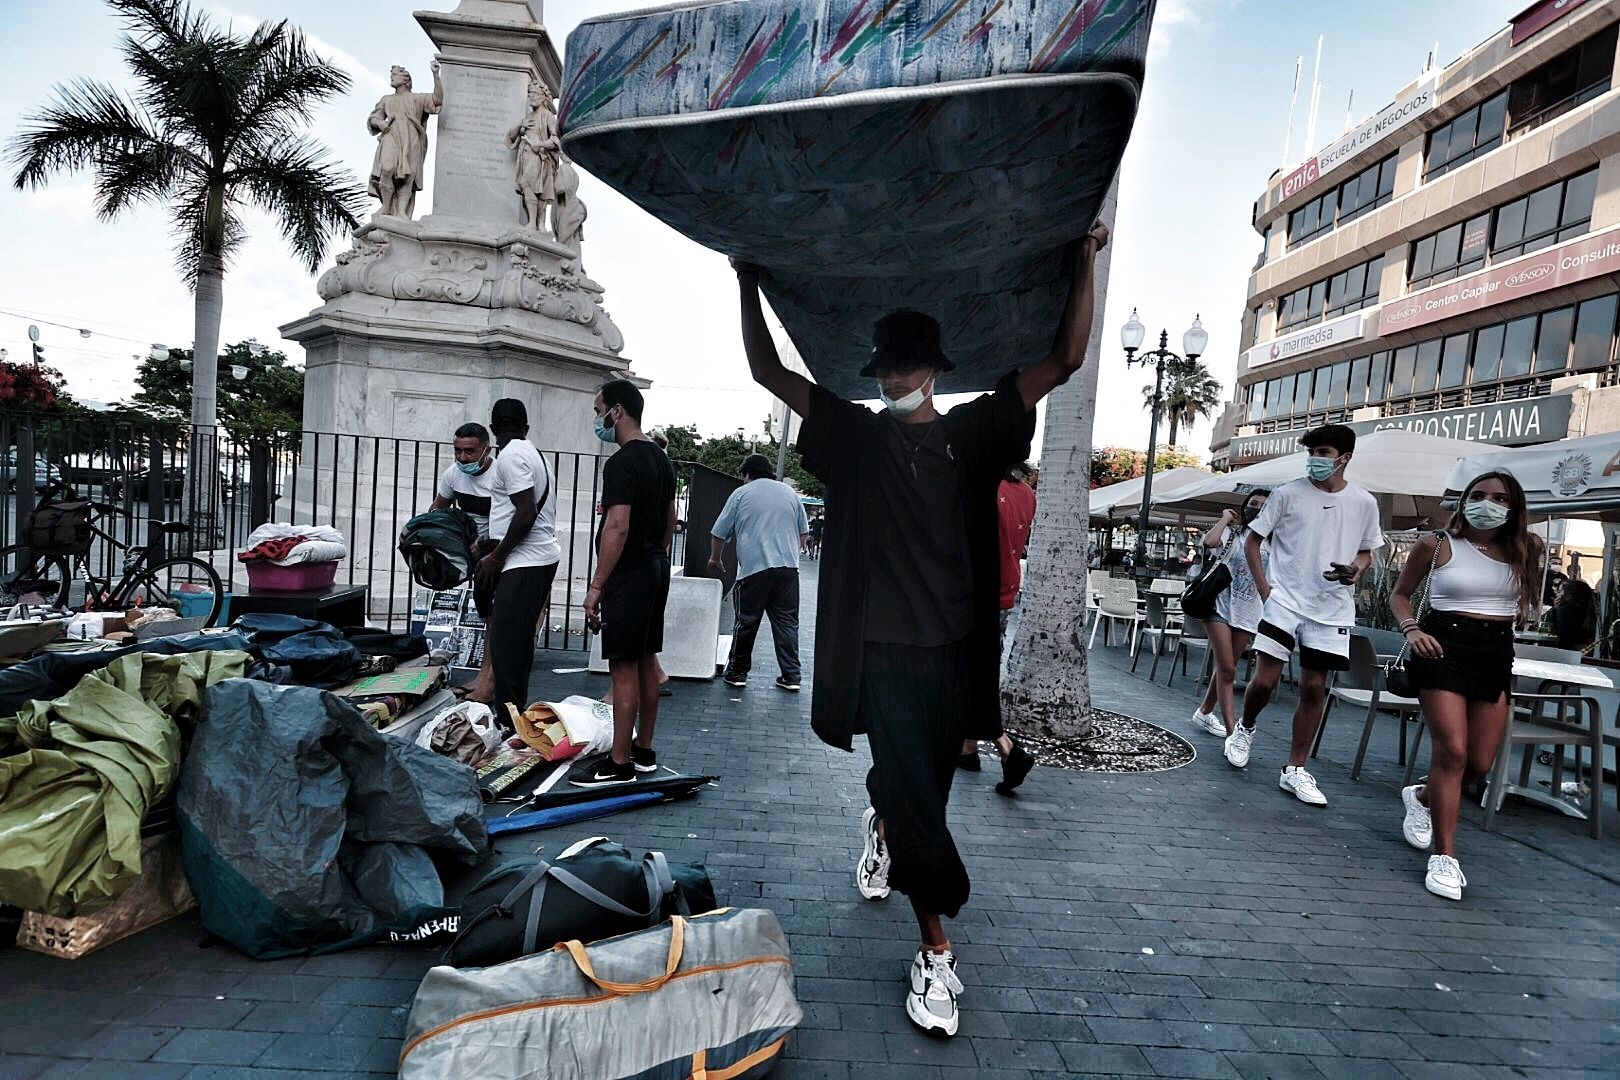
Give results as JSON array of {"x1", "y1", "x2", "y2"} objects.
[
  {"x1": 600, "y1": 554, "x2": 671, "y2": 662},
  {"x1": 472, "y1": 539, "x2": 500, "y2": 619},
  {"x1": 1407, "y1": 610, "x2": 1514, "y2": 702}
]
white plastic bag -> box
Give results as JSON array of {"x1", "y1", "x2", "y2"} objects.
[
  {"x1": 512, "y1": 695, "x2": 615, "y2": 760},
  {"x1": 415, "y1": 701, "x2": 502, "y2": 764}
]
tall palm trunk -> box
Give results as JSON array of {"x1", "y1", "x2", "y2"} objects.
[
  {"x1": 1166, "y1": 411, "x2": 1180, "y2": 447},
  {"x1": 1001, "y1": 190, "x2": 1117, "y2": 740},
  {"x1": 184, "y1": 182, "x2": 226, "y2": 542}
]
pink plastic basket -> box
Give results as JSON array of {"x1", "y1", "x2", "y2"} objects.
[{"x1": 244, "y1": 560, "x2": 339, "y2": 592}]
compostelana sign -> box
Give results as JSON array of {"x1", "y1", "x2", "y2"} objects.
[{"x1": 1381, "y1": 227, "x2": 1620, "y2": 333}]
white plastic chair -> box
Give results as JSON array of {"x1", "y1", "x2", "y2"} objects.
[{"x1": 1088, "y1": 580, "x2": 1143, "y2": 650}]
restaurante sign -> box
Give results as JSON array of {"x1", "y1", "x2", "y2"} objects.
[
  {"x1": 1381, "y1": 226, "x2": 1620, "y2": 333},
  {"x1": 1229, "y1": 393, "x2": 1575, "y2": 464}
]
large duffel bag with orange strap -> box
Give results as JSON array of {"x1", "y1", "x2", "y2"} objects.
[{"x1": 399, "y1": 908, "x2": 801, "y2": 1080}]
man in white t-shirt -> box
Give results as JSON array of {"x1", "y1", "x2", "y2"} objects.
[
  {"x1": 429, "y1": 422, "x2": 499, "y2": 703},
  {"x1": 475, "y1": 399, "x2": 562, "y2": 717},
  {"x1": 1226, "y1": 424, "x2": 1383, "y2": 807}
]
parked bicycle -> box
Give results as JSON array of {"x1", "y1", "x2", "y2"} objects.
[{"x1": 0, "y1": 482, "x2": 224, "y2": 625}]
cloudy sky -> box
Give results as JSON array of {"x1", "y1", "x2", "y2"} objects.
[{"x1": 0, "y1": 0, "x2": 1523, "y2": 454}]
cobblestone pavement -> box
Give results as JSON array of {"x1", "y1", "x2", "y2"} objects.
[{"x1": 2, "y1": 559, "x2": 1617, "y2": 1078}]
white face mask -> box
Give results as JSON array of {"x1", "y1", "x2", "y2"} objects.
[
  {"x1": 1463, "y1": 500, "x2": 1509, "y2": 530},
  {"x1": 879, "y1": 377, "x2": 933, "y2": 416}
]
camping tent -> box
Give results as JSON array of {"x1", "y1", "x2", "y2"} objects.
[
  {"x1": 1443, "y1": 429, "x2": 1620, "y2": 517},
  {"x1": 1157, "y1": 428, "x2": 1502, "y2": 527}
]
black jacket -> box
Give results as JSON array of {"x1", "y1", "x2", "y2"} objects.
[{"x1": 796, "y1": 372, "x2": 1035, "y2": 751}]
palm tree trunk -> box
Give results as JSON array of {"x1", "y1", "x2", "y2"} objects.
[
  {"x1": 1167, "y1": 413, "x2": 1179, "y2": 447},
  {"x1": 1001, "y1": 189, "x2": 1118, "y2": 740},
  {"x1": 185, "y1": 183, "x2": 226, "y2": 544}
]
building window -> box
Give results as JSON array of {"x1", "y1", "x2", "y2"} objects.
[
  {"x1": 1492, "y1": 168, "x2": 1596, "y2": 260},
  {"x1": 1508, "y1": 24, "x2": 1616, "y2": 138},
  {"x1": 1573, "y1": 295, "x2": 1619, "y2": 371},
  {"x1": 1277, "y1": 255, "x2": 1383, "y2": 332},
  {"x1": 1347, "y1": 355, "x2": 1370, "y2": 406},
  {"x1": 1409, "y1": 214, "x2": 1490, "y2": 288},
  {"x1": 1287, "y1": 154, "x2": 1396, "y2": 247},
  {"x1": 1424, "y1": 90, "x2": 1507, "y2": 181},
  {"x1": 1438, "y1": 333, "x2": 1470, "y2": 389},
  {"x1": 1534, "y1": 306, "x2": 1575, "y2": 373}
]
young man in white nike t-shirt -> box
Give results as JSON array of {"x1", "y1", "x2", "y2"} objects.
[{"x1": 1224, "y1": 424, "x2": 1383, "y2": 807}]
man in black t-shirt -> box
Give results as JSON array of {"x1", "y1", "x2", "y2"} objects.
[
  {"x1": 732, "y1": 221, "x2": 1108, "y2": 1038},
  {"x1": 575, "y1": 379, "x2": 678, "y2": 788}
]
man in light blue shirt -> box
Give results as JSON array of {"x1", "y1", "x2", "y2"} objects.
[{"x1": 708, "y1": 454, "x2": 810, "y2": 691}]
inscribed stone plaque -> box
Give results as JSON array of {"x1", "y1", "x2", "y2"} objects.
[{"x1": 433, "y1": 64, "x2": 526, "y2": 225}]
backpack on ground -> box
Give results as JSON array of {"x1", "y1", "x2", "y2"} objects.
[
  {"x1": 444, "y1": 836, "x2": 715, "y2": 968},
  {"x1": 401, "y1": 908, "x2": 801, "y2": 1080}
]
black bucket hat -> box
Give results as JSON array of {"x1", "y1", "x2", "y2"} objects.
[{"x1": 861, "y1": 309, "x2": 954, "y2": 378}]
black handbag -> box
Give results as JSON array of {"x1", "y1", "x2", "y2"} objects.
[
  {"x1": 1386, "y1": 532, "x2": 1446, "y2": 698},
  {"x1": 444, "y1": 838, "x2": 715, "y2": 967},
  {"x1": 1181, "y1": 530, "x2": 1235, "y2": 620}
]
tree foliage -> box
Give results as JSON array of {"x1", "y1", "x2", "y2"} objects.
[
  {"x1": 1089, "y1": 444, "x2": 1203, "y2": 488},
  {"x1": 1141, "y1": 356, "x2": 1225, "y2": 445},
  {"x1": 0, "y1": 362, "x2": 69, "y2": 412},
  {"x1": 655, "y1": 423, "x2": 823, "y2": 497},
  {"x1": 128, "y1": 339, "x2": 303, "y2": 447}
]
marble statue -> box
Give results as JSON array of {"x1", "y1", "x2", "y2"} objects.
[
  {"x1": 506, "y1": 78, "x2": 562, "y2": 233},
  {"x1": 368, "y1": 60, "x2": 443, "y2": 220},
  {"x1": 554, "y1": 157, "x2": 587, "y2": 251}
]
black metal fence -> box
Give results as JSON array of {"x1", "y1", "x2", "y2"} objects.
[{"x1": 0, "y1": 412, "x2": 678, "y2": 651}]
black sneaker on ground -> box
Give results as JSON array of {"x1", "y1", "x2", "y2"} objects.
[
  {"x1": 956, "y1": 748, "x2": 981, "y2": 772},
  {"x1": 723, "y1": 672, "x2": 747, "y2": 688},
  {"x1": 569, "y1": 757, "x2": 638, "y2": 789},
  {"x1": 995, "y1": 741, "x2": 1035, "y2": 797},
  {"x1": 631, "y1": 745, "x2": 658, "y2": 774},
  {"x1": 775, "y1": 675, "x2": 800, "y2": 692}
]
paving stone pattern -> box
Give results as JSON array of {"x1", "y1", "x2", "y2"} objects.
[{"x1": 1, "y1": 560, "x2": 1617, "y2": 1078}]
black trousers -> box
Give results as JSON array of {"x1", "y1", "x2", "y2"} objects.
[
  {"x1": 491, "y1": 562, "x2": 558, "y2": 715},
  {"x1": 859, "y1": 638, "x2": 971, "y2": 919},
  {"x1": 725, "y1": 567, "x2": 801, "y2": 682}
]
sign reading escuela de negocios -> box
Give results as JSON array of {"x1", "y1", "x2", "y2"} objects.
[
  {"x1": 1277, "y1": 73, "x2": 1440, "y2": 203},
  {"x1": 1380, "y1": 226, "x2": 1620, "y2": 334},
  {"x1": 1229, "y1": 393, "x2": 1575, "y2": 465}
]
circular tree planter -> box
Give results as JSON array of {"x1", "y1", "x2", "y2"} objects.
[{"x1": 1006, "y1": 710, "x2": 1195, "y2": 774}]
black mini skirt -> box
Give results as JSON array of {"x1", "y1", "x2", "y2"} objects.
[{"x1": 1406, "y1": 610, "x2": 1515, "y2": 702}]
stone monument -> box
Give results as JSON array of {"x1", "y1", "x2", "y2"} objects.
[
  {"x1": 281, "y1": 0, "x2": 626, "y2": 453},
  {"x1": 279, "y1": 0, "x2": 630, "y2": 624}
]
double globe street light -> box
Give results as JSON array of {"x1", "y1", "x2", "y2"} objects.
[{"x1": 1121, "y1": 309, "x2": 1208, "y2": 572}]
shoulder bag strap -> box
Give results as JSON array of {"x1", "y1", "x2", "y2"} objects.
[{"x1": 1396, "y1": 532, "x2": 1448, "y2": 668}]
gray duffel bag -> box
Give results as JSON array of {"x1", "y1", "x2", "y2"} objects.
[{"x1": 400, "y1": 907, "x2": 802, "y2": 1079}]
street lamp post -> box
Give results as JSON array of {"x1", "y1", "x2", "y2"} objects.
[{"x1": 1121, "y1": 308, "x2": 1208, "y2": 573}]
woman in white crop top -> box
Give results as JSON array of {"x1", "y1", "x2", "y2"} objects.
[{"x1": 1388, "y1": 471, "x2": 1542, "y2": 902}]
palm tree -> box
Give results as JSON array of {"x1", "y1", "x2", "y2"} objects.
[
  {"x1": 8, "y1": 0, "x2": 364, "y2": 487},
  {"x1": 1141, "y1": 356, "x2": 1225, "y2": 445},
  {"x1": 1001, "y1": 190, "x2": 1119, "y2": 741}
]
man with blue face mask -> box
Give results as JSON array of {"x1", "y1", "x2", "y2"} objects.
[
  {"x1": 732, "y1": 221, "x2": 1107, "y2": 1038},
  {"x1": 1227, "y1": 423, "x2": 1383, "y2": 808},
  {"x1": 430, "y1": 422, "x2": 499, "y2": 702}
]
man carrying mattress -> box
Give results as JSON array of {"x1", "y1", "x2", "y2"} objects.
[{"x1": 733, "y1": 221, "x2": 1108, "y2": 1037}]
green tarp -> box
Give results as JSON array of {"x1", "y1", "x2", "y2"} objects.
[{"x1": 0, "y1": 650, "x2": 249, "y2": 917}]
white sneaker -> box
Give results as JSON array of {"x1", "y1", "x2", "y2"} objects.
[
  {"x1": 906, "y1": 948, "x2": 963, "y2": 1037},
  {"x1": 1425, "y1": 854, "x2": 1466, "y2": 900},
  {"x1": 1191, "y1": 707, "x2": 1215, "y2": 732},
  {"x1": 1279, "y1": 765, "x2": 1328, "y2": 806},
  {"x1": 1224, "y1": 725, "x2": 1255, "y2": 768},
  {"x1": 1401, "y1": 785, "x2": 1433, "y2": 850},
  {"x1": 856, "y1": 807, "x2": 890, "y2": 900},
  {"x1": 1200, "y1": 711, "x2": 1228, "y2": 737}
]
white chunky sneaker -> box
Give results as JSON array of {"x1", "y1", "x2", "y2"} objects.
[
  {"x1": 1425, "y1": 854, "x2": 1466, "y2": 900},
  {"x1": 1401, "y1": 785, "x2": 1433, "y2": 850},
  {"x1": 1279, "y1": 765, "x2": 1328, "y2": 806},
  {"x1": 1191, "y1": 707, "x2": 1216, "y2": 733},
  {"x1": 906, "y1": 948, "x2": 963, "y2": 1037},
  {"x1": 1224, "y1": 724, "x2": 1255, "y2": 768},
  {"x1": 856, "y1": 807, "x2": 890, "y2": 900},
  {"x1": 1200, "y1": 711, "x2": 1229, "y2": 737}
]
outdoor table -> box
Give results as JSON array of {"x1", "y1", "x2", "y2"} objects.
[
  {"x1": 1514, "y1": 630, "x2": 1559, "y2": 645},
  {"x1": 228, "y1": 584, "x2": 369, "y2": 628},
  {"x1": 1502, "y1": 657, "x2": 1613, "y2": 820}
]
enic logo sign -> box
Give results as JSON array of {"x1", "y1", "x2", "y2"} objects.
[{"x1": 1505, "y1": 262, "x2": 1555, "y2": 289}]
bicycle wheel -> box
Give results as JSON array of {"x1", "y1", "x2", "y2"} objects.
[
  {"x1": 0, "y1": 544, "x2": 71, "y2": 608},
  {"x1": 120, "y1": 556, "x2": 224, "y2": 626}
]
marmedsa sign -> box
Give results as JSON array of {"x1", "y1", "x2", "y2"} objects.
[{"x1": 1382, "y1": 226, "x2": 1620, "y2": 333}]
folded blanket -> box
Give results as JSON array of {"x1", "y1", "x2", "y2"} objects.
[{"x1": 561, "y1": 0, "x2": 1154, "y2": 396}]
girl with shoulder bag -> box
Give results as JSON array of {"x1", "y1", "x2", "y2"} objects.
[
  {"x1": 1190, "y1": 490, "x2": 1270, "y2": 738},
  {"x1": 1388, "y1": 470, "x2": 1541, "y2": 901}
]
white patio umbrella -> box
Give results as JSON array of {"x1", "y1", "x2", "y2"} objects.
[
  {"x1": 1087, "y1": 466, "x2": 1213, "y2": 524},
  {"x1": 1156, "y1": 428, "x2": 1502, "y2": 528},
  {"x1": 1443, "y1": 429, "x2": 1620, "y2": 518}
]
